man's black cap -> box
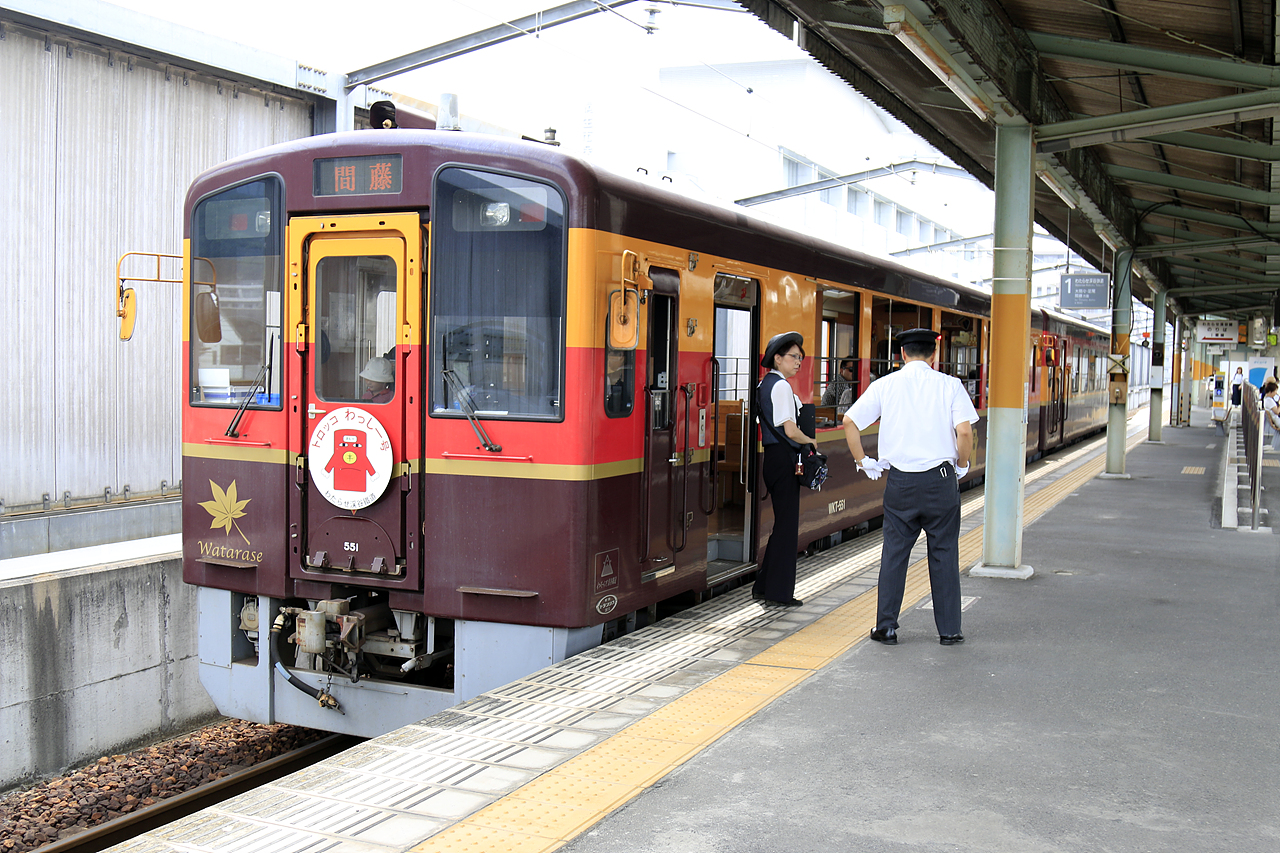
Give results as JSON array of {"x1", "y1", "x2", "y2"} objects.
[
  {"x1": 761, "y1": 331, "x2": 804, "y2": 369},
  {"x1": 896, "y1": 328, "x2": 939, "y2": 349}
]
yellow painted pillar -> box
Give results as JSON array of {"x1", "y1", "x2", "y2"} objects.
[{"x1": 973, "y1": 122, "x2": 1035, "y2": 580}]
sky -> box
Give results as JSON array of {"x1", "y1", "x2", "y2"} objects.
[{"x1": 104, "y1": 0, "x2": 996, "y2": 235}]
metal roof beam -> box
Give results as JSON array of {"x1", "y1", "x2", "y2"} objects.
[
  {"x1": 345, "y1": 0, "x2": 637, "y2": 88},
  {"x1": 1037, "y1": 89, "x2": 1280, "y2": 153},
  {"x1": 1107, "y1": 163, "x2": 1280, "y2": 206},
  {"x1": 1138, "y1": 130, "x2": 1280, "y2": 163},
  {"x1": 1166, "y1": 281, "x2": 1280, "y2": 296},
  {"x1": 1139, "y1": 202, "x2": 1276, "y2": 233},
  {"x1": 1028, "y1": 30, "x2": 1280, "y2": 89},
  {"x1": 1160, "y1": 257, "x2": 1271, "y2": 282},
  {"x1": 1132, "y1": 233, "x2": 1279, "y2": 259}
]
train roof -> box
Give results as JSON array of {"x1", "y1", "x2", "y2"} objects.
[{"x1": 187, "y1": 130, "x2": 997, "y2": 317}]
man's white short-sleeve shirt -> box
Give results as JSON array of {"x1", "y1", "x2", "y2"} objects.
[{"x1": 845, "y1": 360, "x2": 979, "y2": 472}]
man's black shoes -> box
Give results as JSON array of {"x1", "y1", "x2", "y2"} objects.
[
  {"x1": 939, "y1": 634, "x2": 965, "y2": 646},
  {"x1": 869, "y1": 627, "x2": 898, "y2": 645}
]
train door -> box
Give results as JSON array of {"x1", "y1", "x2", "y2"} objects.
[
  {"x1": 706, "y1": 273, "x2": 759, "y2": 583},
  {"x1": 1042, "y1": 333, "x2": 1063, "y2": 448},
  {"x1": 291, "y1": 214, "x2": 421, "y2": 587},
  {"x1": 642, "y1": 270, "x2": 681, "y2": 578}
]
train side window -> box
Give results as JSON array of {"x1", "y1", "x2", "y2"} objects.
[
  {"x1": 1072, "y1": 345, "x2": 1082, "y2": 393},
  {"x1": 605, "y1": 347, "x2": 635, "y2": 417},
  {"x1": 189, "y1": 177, "x2": 284, "y2": 408}
]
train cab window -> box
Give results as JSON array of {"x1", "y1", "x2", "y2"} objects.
[
  {"x1": 605, "y1": 347, "x2": 635, "y2": 417},
  {"x1": 314, "y1": 256, "x2": 397, "y2": 404},
  {"x1": 431, "y1": 167, "x2": 566, "y2": 420},
  {"x1": 189, "y1": 177, "x2": 284, "y2": 407}
]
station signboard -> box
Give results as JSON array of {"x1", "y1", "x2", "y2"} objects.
[
  {"x1": 1195, "y1": 319, "x2": 1237, "y2": 342},
  {"x1": 1059, "y1": 274, "x2": 1110, "y2": 309}
]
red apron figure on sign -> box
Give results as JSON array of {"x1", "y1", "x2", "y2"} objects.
[{"x1": 325, "y1": 430, "x2": 376, "y2": 492}]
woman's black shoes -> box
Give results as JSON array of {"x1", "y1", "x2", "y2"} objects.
[{"x1": 752, "y1": 591, "x2": 803, "y2": 606}]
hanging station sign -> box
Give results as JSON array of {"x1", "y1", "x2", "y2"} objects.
[
  {"x1": 1059, "y1": 274, "x2": 1110, "y2": 309},
  {"x1": 1195, "y1": 319, "x2": 1237, "y2": 343}
]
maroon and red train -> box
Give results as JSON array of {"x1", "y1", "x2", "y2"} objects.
[{"x1": 165, "y1": 119, "x2": 1108, "y2": 735}]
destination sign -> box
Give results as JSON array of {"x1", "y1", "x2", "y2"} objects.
[{"x1": 314, "y1": 155, "x2": 403, "y2": 197}]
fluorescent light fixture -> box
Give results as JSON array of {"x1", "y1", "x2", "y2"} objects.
[
  {"x1": 1096, "y1": 229, "x2": 1120, "y2": 252},
  {"x1": 1035, "y1": 160, "x2": 1079, "y2": 209},
  {"x1": 883, "y1": 6, "x2": 996, "y2": 122}
]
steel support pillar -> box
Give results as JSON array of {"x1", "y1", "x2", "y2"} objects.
[
  {"x1": 1148, "y1": 290, "x2": 1167, "y2": 441},
  {"x1": 973, "y1": 123, "x2": 1034, "y2": 580},
  {"x1": 1180, "y1": 319, "x2": 1195, "y2": 425},
  {"x1": 1103, "y1": 250, "x2": 1133, "y2": 476}
]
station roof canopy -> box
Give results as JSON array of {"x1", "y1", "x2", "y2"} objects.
[{"x1": 737, "y1": 0, "x2": 1280, "y2": 320}]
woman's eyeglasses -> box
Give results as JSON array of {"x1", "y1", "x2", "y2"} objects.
[{"x1": 783, "y1": 352, "x2": 804, "y2": 362}]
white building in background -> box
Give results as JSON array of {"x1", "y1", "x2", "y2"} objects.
[{"x1": 583, "y1": 57, "x2": 1152, "y2": 339}]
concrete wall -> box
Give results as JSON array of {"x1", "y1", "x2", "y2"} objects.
[{"x1": 0, "y1": 557, "x2": 215, "y2": 791}]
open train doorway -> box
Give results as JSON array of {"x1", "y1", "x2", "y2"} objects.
[{"x1": 707, "y1": 273, "x2": 759, "y2": 584}]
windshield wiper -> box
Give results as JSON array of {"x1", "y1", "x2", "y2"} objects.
[
  {"x1": 225, "y1": 333, "x2": 275, "y2": 438},
  {"x1": 442, "y1": 369, "x2": 502, "y2": 453}
]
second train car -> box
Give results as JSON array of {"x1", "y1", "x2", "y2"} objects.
[{"x1": 172, "y1": 120, "x2": 1109, "y2": 735}]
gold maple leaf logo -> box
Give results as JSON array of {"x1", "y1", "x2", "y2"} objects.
[{"x1": 199, "y1": 479, "x2": 251, "y2": 545}]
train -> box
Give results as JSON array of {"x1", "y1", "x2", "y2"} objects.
[{"x1": 161, "y1": 109, "x2": 1109, "y2": 736}]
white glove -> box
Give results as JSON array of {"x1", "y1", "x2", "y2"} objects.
[
  {"x1": 859, "y1": 457, "x2": 885, "y2": 481},
  {"x1": 955, "y1": 463, "x2": 970, "y2": 479}
]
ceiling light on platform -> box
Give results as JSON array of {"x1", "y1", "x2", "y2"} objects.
[
  {"x1": 1035, "y1": 161, "x2": 1080, "y2": 209},
  {"x1": 1096, "y1": 229, "x2": 1120, "y2": 252},
  {"x1": 883, "y1": 5, "x2": 996, "y2": 122}
]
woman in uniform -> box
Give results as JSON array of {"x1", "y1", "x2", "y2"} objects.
[{"x1": 753, "y1": 331, "x2": 815, "y2": 606}]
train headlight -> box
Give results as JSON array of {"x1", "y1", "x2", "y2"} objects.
[{"x1": 481, "y1": 202, "x2": 511, "y2": 227}]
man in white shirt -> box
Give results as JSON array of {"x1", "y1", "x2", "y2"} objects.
[{"x1": 843, "y1": 328, "x2": 979, "y2": 646}]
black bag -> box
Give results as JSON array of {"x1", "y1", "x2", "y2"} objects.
[{"x1": 798, "y1": 444, "x2": 829, "y2": 490}]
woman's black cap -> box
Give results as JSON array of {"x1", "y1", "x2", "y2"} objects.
[{"x1": 761, "y1": 331, "x2": 804, "y2": 369}]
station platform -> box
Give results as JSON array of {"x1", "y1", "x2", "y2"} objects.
[{"x1": 114, "y1": 407, "x2": 1278, "y2": 853}]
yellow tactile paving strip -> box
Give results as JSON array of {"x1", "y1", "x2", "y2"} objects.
[{"x1": 411, "y1": 432, "x2": 1144, "y2": 852}]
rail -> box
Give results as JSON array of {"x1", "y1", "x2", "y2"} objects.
[{"x1": 32, "y1": 734, "x2": 360, "y2": 853}]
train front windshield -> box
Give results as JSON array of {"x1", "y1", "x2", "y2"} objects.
[
  {"x1": 189, "y1": 177, "x2": 285, "y2": 408},
  {"x1": 430, "y1": 168, "x2": 567, "y2": 420}
]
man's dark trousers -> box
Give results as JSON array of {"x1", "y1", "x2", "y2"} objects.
[{"x1": 876, "y1": 463, "x2": 962, "y2": 635}]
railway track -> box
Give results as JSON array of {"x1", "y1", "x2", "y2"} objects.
[{"x1": 29, "y1": 734, "x2": 361, "y2": 853}]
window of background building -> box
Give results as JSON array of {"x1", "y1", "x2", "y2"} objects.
[
  {"x1": 896, "y1": 209, "x2": 912, "y2": 236},
  {"x1": 818, "y1": 170, "x2": 838, "y2": 205},
  {"x1": 847, "y1": 187, "x2": 868, "y2": 216},
  {"x1": 874, "y1": 200, "x2": 892, "y2": 228}
]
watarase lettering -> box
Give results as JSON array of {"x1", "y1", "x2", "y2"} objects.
[{"x1": 197, "y1": 540, "x2": 264, "y2": 563}]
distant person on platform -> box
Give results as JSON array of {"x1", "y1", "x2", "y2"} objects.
[
  {"x1": 822, "y1": 358, "x2": 857, "y2": 412},
  {"x1": 1231, "y1": 366, "x2": 1244, "y2": 406},
  {"x1": 1261, "y1": 378, "x2": 1280, "y2": 451},
  {"x1": 842, "y1": 328, "x2": 979, "y2": 646},
  {"x1": 360, "y1": 356, "x2": 395, "y2": 404}
]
